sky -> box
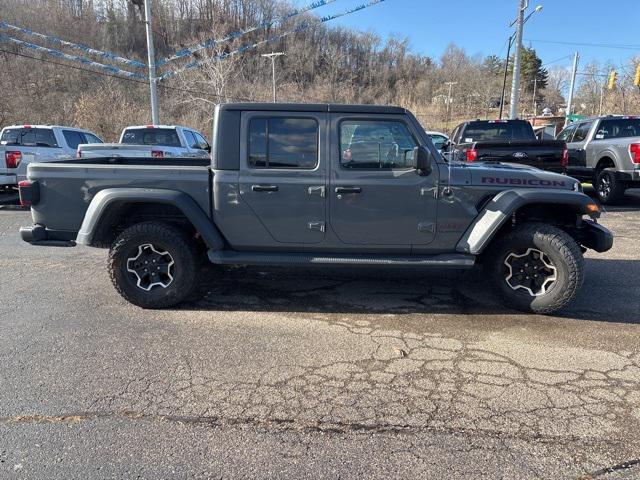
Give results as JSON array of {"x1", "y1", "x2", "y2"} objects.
[{"x1": 303, "y1": 0, "x2": 640, "y2": 72}]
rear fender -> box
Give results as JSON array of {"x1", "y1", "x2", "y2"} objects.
[
  {"x1": 76, "y1": 188, "x2": 224, "y2": 250},
  {"x1": 456, "y1": 189, "x2": 599, "y2": 255}
]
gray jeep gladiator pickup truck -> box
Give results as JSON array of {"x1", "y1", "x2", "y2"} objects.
[{"x1": 19, "y1": 103, "x2": 613, "y2": 314}]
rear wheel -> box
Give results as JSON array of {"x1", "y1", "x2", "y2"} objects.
[
  {"x1": 108, "y1": 221, "x2": 200, "y2": 308},
  {"x1": 486, "y1": 223, "x2": 584, "y2": 314},
  {"x1": 595, "y1": 168, "x2": 625, "y2": 205}
]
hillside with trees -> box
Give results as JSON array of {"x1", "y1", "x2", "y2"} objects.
[{"x1": 0, "y1": 0, "x2": 638, "y2": 141}]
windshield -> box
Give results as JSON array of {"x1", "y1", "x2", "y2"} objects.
[
  {"x1": 121, "y1": 128, "x2": 181, "y2": 147},
  {"x1": 462, "y1": 121, "x2": 536, "y2": 142}
]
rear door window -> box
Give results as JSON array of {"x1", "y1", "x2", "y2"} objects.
[
  {"x1": 594, "y1": 118, "x2": 640, "y2": 140},
  {"x1": 62, "y1": 130, "x2": 86, "y2": 149},
  {"x1": 248, "y1": 117, "x2": 318, "y2": 169},
  {"x1": 122, "y1": 128, "x2": 181, "y2": 147},
  {"x1": 0, "y1": 128, "x2": 58, "y2": 147}
]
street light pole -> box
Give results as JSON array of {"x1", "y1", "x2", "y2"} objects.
[
  {"x1": 565, "y1": 51, "x2": 579, "y2": 125},
  {"x1": 143, "y1": 0, "x2": 159, "y2": 124},
  {"x1": 261, "y1": 52, "x2": 285, "y2": 102}
]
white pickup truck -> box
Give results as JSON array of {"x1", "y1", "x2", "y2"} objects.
[
  {"x1": 0, "y1": 124, "x2": 102, "y2": 189},
  {"x1": 77, "y1": 125, "x2": 211, "y2": 159}
]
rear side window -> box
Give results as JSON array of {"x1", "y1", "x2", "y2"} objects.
[
  {"x1": 594, "y1": 119, "x2": 640, "y2": 140},
  {"x1": 461, "y1": 121, "x2": 536, "y2": 142},
  {"x1": 248, "y1": 117, "x2": 318, "y2": 169},
  {"x1": 572, "y1": 122, "x2": 592, "y2": 143},
  {"x1": 122, "y1": 128, "x2": 181, "y2": 147},
  {"x1": 62, "y1": 130, "x2": 86, "y2": 149},
  {"x1": 0, "y1": 128, "x2": 58, "y2": 147}
]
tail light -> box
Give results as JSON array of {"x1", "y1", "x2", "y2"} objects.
[
  {"x1": 18, "y1": 180, "x2": 39, "y2": 206},
  {"x1": 465, "y1": 148, "x2": 477, "y2": 162},
  {"x1": 5, "y1": 151, "x2": 22, "y2": 168},
  {"x1": 561, "y1": 147, "x2": 569, "y2": 167},
  {"x1": 630, "y1": 143, "x2": 640, "y2": 164},
  {"x1": 151, "y1": 150, "x2": 164, "y2": 158}
]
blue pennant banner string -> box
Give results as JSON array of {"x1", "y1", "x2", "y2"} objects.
[
  {"x1": 159, "y1": 0, "x2": 387, "y2": 80},
  {"x1": 0, "y1": 21, "x2": 146, "y2": 70},
  {"x1": 156, "y1": 0, "x2": 339, "y2": 67},
  {"x1": 0, "y1": 34, "x2": 147, "y2": 80}
]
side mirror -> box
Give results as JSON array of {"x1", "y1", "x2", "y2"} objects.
[
  {"x1": 203, "y1": 144, "x2": 212, "y2": 153},
  {"x1": 440, "y1": 140, "x2": 450, "y2": 151},
  {"x1": 413, "y1": 146, "x2": 432, "y2": 175}
]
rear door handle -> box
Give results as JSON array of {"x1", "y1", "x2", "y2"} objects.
[
  {"x1": 251, "y1": 184, "x2": 279, "y2": 192},
  {"x1": 335, "y1": 186, "x2": 362, "y2": 194}
]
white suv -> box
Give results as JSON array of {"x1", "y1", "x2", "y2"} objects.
[{"x1": 0, "y1": 125, "x2": 102, "y2": 189}]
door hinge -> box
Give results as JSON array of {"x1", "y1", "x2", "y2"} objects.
[
  {"x1": 418, "y1": 222, "x2": 435, "y2": 233},
  {"x1": 308, "y1": 185, "x2": 326, "y2": 198},
  {"x1": 308, "y1": 221, "x2": 325, "y2": 232}
]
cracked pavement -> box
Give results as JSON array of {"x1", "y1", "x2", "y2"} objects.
[{"x1": 1, "y1": 191, "x2": 640, "y2": 479}]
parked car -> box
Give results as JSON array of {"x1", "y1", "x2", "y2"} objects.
[
  {"x1": 19, "y1": 103, "x2": 612, "y2": 314},
  {"x1": 0, "y1": 125, "x2": 102, "y2": 189},
  {"x1": 426, "y1": 131, "x2": 449, "y2": 151},
  {"x1": 557, "y1": 115, "x2": 640, "y2": 204},
  {"x1": 77, "y1": 125, "x2": 210, "y2": 159},
  {"x1": 444, "y1": 119, "x2": 568, "y2": 174}
]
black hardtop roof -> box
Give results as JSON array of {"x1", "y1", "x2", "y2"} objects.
[{"x1": 219, "y1": 102, "x2": 408, "y2": 114}]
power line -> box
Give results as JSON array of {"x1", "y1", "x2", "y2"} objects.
[
  {"x1": 0, "y1": 47, "x2": 260, "y2": 102},
  {"x1": 541, "y1": 54, "x2": 574, "y2": 67},
  {"x1": 525, "y1": 38, "x2": 640, "y2": 51}
]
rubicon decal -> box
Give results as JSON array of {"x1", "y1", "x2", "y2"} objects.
[{"x1": 482, "y1": 177, "x2": 566, "y2": 187}]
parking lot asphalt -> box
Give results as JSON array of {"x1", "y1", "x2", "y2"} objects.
[{"x1": 1, "y1": 191, "x2": 639, "y2": 479}]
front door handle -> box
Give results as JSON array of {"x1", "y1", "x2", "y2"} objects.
[
  {"x1": 251, "y1": 184, "x2": 279, "y2": 192},
  {"x1": 335, "y1": 186, "x2": 362, "y2": 194}
]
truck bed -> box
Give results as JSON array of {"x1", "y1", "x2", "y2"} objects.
[{"x1": 26, "y1": 158, "x2": 211, "y2": 236}]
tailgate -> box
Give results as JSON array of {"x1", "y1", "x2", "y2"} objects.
[
  {"x1": 25, "y1": 160, "x2": 211, "y2": 236},
  {"x1": 473, "y1": 140, "x2": 566, "y2": 170}
]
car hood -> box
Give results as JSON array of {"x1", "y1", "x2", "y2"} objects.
[{"x1": 449, "y1": 161, "x2": 579, "y2": 191}]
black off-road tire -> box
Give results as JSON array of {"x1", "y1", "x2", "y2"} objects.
[
  {"x1": 595, "y1": 168, "x2": 625, "y2": 205},
  {"x1": 486, "y1": 222, "x2": 584, "y2": 314},
  {"x1": 108, "y1": 221, "x2": 200, "y2": 308}
]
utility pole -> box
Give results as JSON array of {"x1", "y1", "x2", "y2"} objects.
[
  {"x1": 532, "y1": 77, "x2": 537, "y2": 117},
  {"x1": 261, "y1": 52, "x2": 285, "y2": 102},
  {"x1": 445, "y1": 82, "x2": 458, "y2": 132},
  {"x1": 565, "y1": 51, "x2": 579, "y2": 126},
  {"x1": 499, "y1": 35, "x2": 513, "y2": 119},
  {"x1": 143, "y1": 0, "x2": 159, "y2": 124},
  {"x1": 508, "y1": 0, "x2": 526, "y2": 119}
]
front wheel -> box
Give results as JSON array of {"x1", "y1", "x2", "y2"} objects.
[
  {"x1": 486, "y1": 223, "x2": 584, "y2": 314},
  {"x1": 108, "y1": 221, "x2": 200, "y2": 308}
]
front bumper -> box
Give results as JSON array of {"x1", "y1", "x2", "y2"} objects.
[
  {"x1": 577, "y1": 220, "x2": 613, "y2": 253},
  {"x1": 20, "y1": 224, "x2": 76, "y2": 247}
]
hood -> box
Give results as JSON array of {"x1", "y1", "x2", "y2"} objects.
[{"x1": 449, "y1": 161, "x2": 579, "y2": 191}]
